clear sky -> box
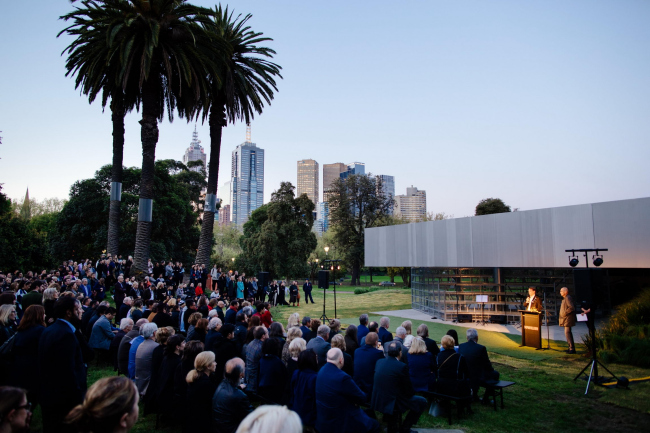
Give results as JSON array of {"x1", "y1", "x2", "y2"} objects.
[{"x1": 1, "y1": 0, "x2": 649, "y2": 217}]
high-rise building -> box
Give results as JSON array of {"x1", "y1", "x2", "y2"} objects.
[
  {"x1": 218, "y1": 204, "x2": 231, "y2": 227},
  {"x1": 378, "y1": 174, "x2": 395, "y2": 215},
  {"x1": 218, "y1": 181, "x2": 232, "y2": 207},
  {"x1": 318, "y1": 201, "x2": 329, "y2": 233},
  {"x1": 323, "y1": 163, "x2": 347, "y2": 201},
  {"x1": 231, "y1": 125, "x2": 264, "y2": 226},
  {"x1": 182, "y1": 126, "x2": 207, "y2": 173},
  {"x1": 394, "y1": 186, "x2": 426, "y2": 222},
  {"x1": 297, "y1": 159, "x2": 319, "y2": 205},
  {"x1": 339, "y1": 162, "x2": 365, "y2": 180}
]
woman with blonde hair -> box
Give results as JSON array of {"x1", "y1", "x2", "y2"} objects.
[
  {"x1": 407, "y1": 337, "x2": 435, "y2": 391},
  {"x1": 281, "y1": 327, "x2": 303, "y2": 365},
  {"x1": 287, "y1": 312, "x2": 300, "y2": 330},
  {"x1": 185, "y1": 351, "x2": 217, "y2": 432},
  {"x1": 286, "y1": 337, "x2": 306, "y2": 379},
  {"x1": 401, "y1": 320, "x2": 414, "y2": 348},
  {"x1": 330, "y1": 334, "x2": 353, "y2": 376},
  {"x1": 236, "y1": 405, "x2": 302, "y2": 433},
  {"x1": 65, "y1": 376, "x2": 139, "y2": 433}
]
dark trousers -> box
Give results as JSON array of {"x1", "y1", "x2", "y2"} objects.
[
  {"x1": 42, "y1": 400, "x2": 79, "y2": 433},
  {"x1": 395, "y1": 395, "x2": 427, "y2": 432},
  {"x1": 305, "y1": 291, "x2": 314, "y2": 304},
  {"x1": 565, "y1": 326, "x2": 575, "y2": 350}
]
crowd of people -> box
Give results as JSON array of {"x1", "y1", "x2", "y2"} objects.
[{"x1": 0, "y1": 258, "x2": 502, "y2": 433}]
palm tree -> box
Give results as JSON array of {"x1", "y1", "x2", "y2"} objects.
[
  {"x1": 90, "y1": 0, "x2": 221, "y2": 275},
  {"x1": 193, "y1": 5, "x2": 282, "y2": 267},
  {"x1": 59, "y1": 1, "x2": 141, "y2": 257}
]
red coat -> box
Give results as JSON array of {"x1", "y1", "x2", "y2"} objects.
[{"x1": 260, "y1": 310, "x2": 273, "y2": 328}]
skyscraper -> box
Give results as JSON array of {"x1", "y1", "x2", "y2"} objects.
[
  {"x1": 323, "y1": 163, "x2": 347, "y2": 200},
  {"x1": 394, "y1": 186, "x2": 427, "y2": 222},
  {"x1": 378, "y1": 174, "x2": 395, "y2": 215},
  {"x1": 231, "y1": 125, "x2": 264, "y2": 226},
  {"x1": 218, "y1": 204, "x2": 231, "y2": 227},
  {"x1": 182, "y1": 126, "x2": 207, "y2": 173},
  {"x1": 297, "y1": 159, "x2": 319, "y2": 205},
  {"x1": 339, "y1": 162, "x2": 365, "y2": 180},
  {"x1": 218, "y1": 181, "x2": 232, "y2": 207}
]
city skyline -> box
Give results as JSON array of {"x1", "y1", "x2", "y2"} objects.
[
  {"x1": 1, "y1": 1, "x2": 649, "y2": 219},
  {"x1": 230, "y1": 132, "x2": 265, "y2": 226}
]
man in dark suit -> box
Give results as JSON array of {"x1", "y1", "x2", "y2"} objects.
[
  {"x1": 386, "y1": 327, "x2": 409, "y2": 365},
  {"x1": 353, "y1": 332, "x2": 384, "y2": 399},
  {"x1": 524, "y1": 287, "x2": 543, "y2": 312},
  {"x1": 316, "y1": 348, "x2": 379, "y2": 433},
  {"x1": 560, "y1": 287, "x2": 577, "y2": 354},
  {"x1": 371, "y1": 341, "x2": 427, "y2": 433},
  {"x1": 378, "y1": 316, "x2": 393, "y2": 346},
  {"x1": 458, "y1": 328, "x2": 499, "y2": 401},
  {"x1": 38, "y1": 296, "x2": 87, "y2": 433},
  {"x1": 113, "y1": 275, "x2": 127, "y2": 311},
  {"x1": 300, "y1": 316, "x2": 314, "y2": 343},
  {"x1": 360, "y1": 322, "x2": 379, "y2": 346},
  {"x1": 306, "y1": 324, "x2": 332, "y2": 369},
  {"x1": 357, "y1": 314, "x2": 370, "y2": 342},
  {"x1": 212, "y1": 358, "x2": 253, "y2": 433},
  {"x1": 303, "y1": 279, "x2": 314, "y2": 304}
]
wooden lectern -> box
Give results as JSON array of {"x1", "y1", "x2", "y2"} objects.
[{"x1": 520, "y1": 310, "x2": 542, "y2": 349}]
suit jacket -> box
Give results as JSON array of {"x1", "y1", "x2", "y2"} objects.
[
  {"x1": 378, "y1": 327, "x2": 393, "y2": 345},
  {"x1": 89, "y1": 315, "x2": 114, "y2": 350},
  {"x1": 525, "y1": 295, "x2": 543, "y2": 312},
  {"x1": 458, "y1": 340, "x2": 496, "y2": 392},
  {"x1": 371, "y1": 356, "x2": 416, "y2": 414},
  {"x1": 300, "y1": 325, "x2": 314, "y2": 343},
  {"x1": 245, "y1": 339, "x2": 263, "y2": 392},
  {"x1": 114, "y1": 282, "x2": 127, "y2": 305},
  {"x1": 315, "y1": 363, "x2": 374, "y2": 433},
  {"x1": 290, "y1": 368, "x2": 318, "y2": 427},
  {"x1": 135, "y1": 339, "x2": 159, "y2": 395},
  {"x1": 212, "y1": 381, "x2": 253, "y2": 433},
  {"x1": 306, "y1": 336, "x2": 331, "y2": 369},
  {"x1": 560, "y1": 295, "x2": 576, "y2": 327},
  {"x1": 357, "y1": 324, "x2": 369, "y2": 342},
  {"x1": 423, "y1": 337, "x2": 441, "y2": 357},
  {"x1": 117, "y1": 328, "x2": 139, "y2": 375},
  {"x1": 38, "y1": 320, "x2": 87, "y2": 407},
  {"x1": 353, "y1": 344, "x2": 385, "y2": 397},
  {"x1": 384, "y1": 337, "x2": 409, "y2": 364}
]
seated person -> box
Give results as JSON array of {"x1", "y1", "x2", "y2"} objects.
[
  {"x1": 372, "y1": 342, "x2": 427, "y2": 433},
  {"x1": 212, "y1": 358, "x2": 253, "y2": 433},
  {"x1": 353, "y1": 332, "x2": 384, "y2": 398},
  {"x1": 457, "y1": 328, "x2": 499, "y2": 401},
  {"x1": 436, "y1": 335, "x2": 471, "y2": 406},
  {"x1": 290, "y1": 349, "x2": 318, "y2": 429},
  {"x1": 315, "y1": 348, "x2": 379, "y2": 433},
  {"x1": 406, "y1": 337, "x2": 436, "y2": 392}
]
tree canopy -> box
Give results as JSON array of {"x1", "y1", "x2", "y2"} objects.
[
  {"x1": 475, "y1": 197, "x2": 511, "y2": 216},
  {"x1": 328, "y1": 174, "x2": 393, "y2": 285},
  {"x1": 237, "y1": 182, "x2": 316, "y2": 279},
  {"x1": 50, "y1": 160, "x2": 206, "y2": 264}
]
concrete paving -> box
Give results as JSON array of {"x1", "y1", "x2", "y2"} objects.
[{"x1": 370, "y1": 308, "x2": 596, "y2": 342}]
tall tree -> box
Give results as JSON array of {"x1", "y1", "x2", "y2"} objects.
[
  {"x1": 192, "y1": 5, "x2": 282, "y2": 267},
  {"x1": 475, "y1": 197, "x2": 511, "y2": 216},
  {"x1": 238, "y1": 182, "x2": 316, "y2": 279},
  {"x1": 59, "y1": 1, "x2": 142, "y2": 258},
  {"x1": 91, "y1": 0, "x2": 220, "y2": 275},
  {"x1": 328, "y1": 174, "x2": 393, "y2": 285}
]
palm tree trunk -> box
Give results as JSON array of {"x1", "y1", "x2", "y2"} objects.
[
  {"x1": 132, "y1": 81, "x2": 159, "y2": 276},
  {"x1": 195, "y1": 101, "x2": 226, "y2": 266},
  {"x1": 107, "y1": 94, "x2": 125, "y2": 256}
]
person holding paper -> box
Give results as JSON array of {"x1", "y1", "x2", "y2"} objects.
[{"x1": 524, "y1": 287, "x2": 543, "y2": 312}]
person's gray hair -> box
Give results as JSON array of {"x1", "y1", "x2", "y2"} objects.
[
  {"x1": 235, "y1": 405, "x2": 302, "y2": 433},
  {"x1": 42, "y1": 287, "x2": 59, "y2": 302},
  {"x1": 326, "y1": 347, "x2": 343, "y2": 363},
  {"x1": 135, "y1": 318, "x2": 149, "y2": 329},
  {"x1": 396, "y1": 326, "x2": 406, "y2": 338},
  {"x1": 359, "y1": 314, "x2": 369, "y2": 325},
  {"x1": 317, "y1": 324, "x2": 330, "y2": 338},
  {"x1": 242, "y1": 306, "x2": 253, "y2": 317},
  {"x1": 141, "y1": 322, "x2": 158, "y2": 339},
  {"x1": 380, "y1": 316, "x2": 390, "y2": 328},
  {"x1": 416, "y1": 323, "x2": 429, "y2": 338},
  {"x1": 289, "y1": 337, "x2": 306, "y2": 358},
  {"x1": 208, "y1": 309, "x2": 218, "y2": 318},
  {"x1": 466, "y1": 328, "x2": 478, "y2": 342},
  {"x1": 120, "y1": 318, "x2": 133, "y2": 330},
  {"x1": 208, "y1": 317, "x2": 222, "y2": 330}
]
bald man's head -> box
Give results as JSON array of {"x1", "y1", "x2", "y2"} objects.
[
  {"x1": 224, "y1": 358, "x2": 245, "y2": 385},
  {"x1": 326, "y1": 348, "x2": 344, "y2": 369}
]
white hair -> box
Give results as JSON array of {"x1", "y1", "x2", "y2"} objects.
[
  {"x1": 380, "y1": 317, "x2": 390, "y2": 328},
  {"x1": 317, "y1": 324, "x2": 330, "y2": 338},
  {"x1": 208, "y1": 317, "x2": 222, "y2": 330},
  {"x1": 120, "y1": 318, "x2": 134, "y2": 330},
  {"x1": 466, "y1": 328, "x2": 478, "y2": 342},
  {"x1": 396, "y1": 326, "x2": 407, "y2": 338},
  {"x1": 208, "y1": 309, "x2": 218, "y2": 318},
  {"x1": 141, "y1": 322, "x2": 158, "y2": 339},
  {"x1": 235, "y1": 405, "x2": 302, "y2": 433}
]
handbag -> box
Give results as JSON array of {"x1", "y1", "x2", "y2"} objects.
[{"x1": 0, "y1": 333, "x2": 16, "y2": 363}]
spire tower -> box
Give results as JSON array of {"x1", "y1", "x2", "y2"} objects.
[{"x1": 246, "y1": 123, "x2": 251, "y2": 143}]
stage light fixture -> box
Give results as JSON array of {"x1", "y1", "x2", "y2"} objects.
[
  {"x1": 569, "y1": 256, "x2": 579, "y2": 267},
  {"x1": 593, "y1": 256, "x2": 603, "y2": 267}
]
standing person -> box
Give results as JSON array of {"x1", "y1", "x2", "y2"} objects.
[
  {"x1": 0, "y1": 304, "x2": 17, "y2": 346},
  {"x1": 524, "y1": 287, "x2": 543, "y2": 312},
  {"x1": 0, "y1": 386, "x2": 33, "y2": 433},
  {"x1": 560, "y1": 287, "x2": 577, "y2": 354},
  {"x1": 185, "y1": 351, "x2": 218, "y2": 433},
  {"x1": 135, "y1": 323, "x2": 159, "y2": 396},
  {"x1": 212, "y1": 358, "x2": 253, "y2": 433},
  {"x1": 114, "y1": 276, "x2": 127, "y2": 313},
  {"x1": 38, "y1": 297, "x2": 87, "y2": 433},
  {"x1": 237, "y1": 277, "x2": 245, "y2": 300},
  {"x1": 211, "y1": 265, "x2": 219, "y2": 292},
  {"x1": 303, "y1": 279, "x2": 314, "y2": 304},
  {"x1": 9, "y1": 305, "x2": 46, "y2": 403},
  {"x1": 289, "y1": 281, "x2": 299, "y2": 307},
  {"x1": 245, "y1": 326, "x2": 268, "y2": 392}
]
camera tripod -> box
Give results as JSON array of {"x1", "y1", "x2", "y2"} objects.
[{"x1": 573, "y1": 322, "x2": 617, "y2": 394}]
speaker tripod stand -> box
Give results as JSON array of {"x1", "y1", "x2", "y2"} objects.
[{"x1": 574, "y1": 322, "x2": 617, "y2": 394}]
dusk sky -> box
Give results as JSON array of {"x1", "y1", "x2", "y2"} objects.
[{"x1": 1, "y1": 1, "x2": 649, "y2": 218}]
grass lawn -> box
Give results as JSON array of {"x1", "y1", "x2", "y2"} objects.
[{"x1": 32, "y1": 289, "x2": 650, "y2": 433}]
